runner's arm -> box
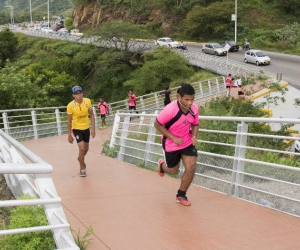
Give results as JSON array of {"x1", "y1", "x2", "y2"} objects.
[{"x1": 154, "y1": 119, "x2": 182, "y2": 145}]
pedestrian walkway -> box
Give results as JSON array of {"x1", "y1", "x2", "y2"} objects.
[
  {"x1": 21, "y1": 127, "x2": 300, "y2": 250},
  {"x1": 253, "y1": 83, "x2": 300, "y2": 131}
]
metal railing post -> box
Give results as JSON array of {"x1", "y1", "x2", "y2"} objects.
[
  {"x1": 55, "y1": 108, "x2": 62, "y2": 136},
  {"x1": 230, "y1": 122, "x2": 248, "y2": 197},
  {"x1": 31, "y1": 110, "x2": 38, "y2": 139},
  {"x1": 208, "y1": 80, "x2": 212, "y2": 95},
  {"x1": 92, "y1": 106, "x2": 98, "y2": 128},
  {"x1": 216, "y1": 78, "x2": 220, "y2": 93},
  {"x1": 199, "y1": 82, "x2": 203, "y2": 97},
  {"x1": 118, "y1": 115, "x2": 130, "y2": 161},
  {"x1": 154, "y1": 93, "x2": 160, "y2": 109},
  {"x1": 2, "y1": 112, "x2": 10, "y2": 135},
  {"x1": 140, "y1": 96, "x2": 145, "y2": 110},
  {"x1": 144, "y1": 111, "x2": 158, "y2": 165},
  {"x1": 109, "y1": 112, "x2": 121, "y2": 148}
]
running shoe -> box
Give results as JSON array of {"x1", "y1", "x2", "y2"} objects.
[
  {"x1": 176, "y1": 196, "x2": 191, "y2": 206},
  {"x1": 99, "y1": 126, "x2": 103, "y2": 130},
  {"x1": 157, "y1": 159, "x2": 165, "y2": 177},
  {"x1": 80, "y1": 170, "x2": 86, "y2": 177},
  {"x1": 103, "y1": 126, "x2": 107, "y2": 129}
]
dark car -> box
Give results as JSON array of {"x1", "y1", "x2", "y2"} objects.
[{"x1": 219, "y1": 40, "x2": 239, "y2": 52}]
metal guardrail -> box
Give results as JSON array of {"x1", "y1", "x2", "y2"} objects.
[
  {"x1": 0, "y1": 77, "x2": 225, "y2": 141},
  {"x1": 0, "y1": 130, "x2": 79, "y2": 249},
  {"x1": 109, "y1": 111, "x2": 300, "y2": 217}
]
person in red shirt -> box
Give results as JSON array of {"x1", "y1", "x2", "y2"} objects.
[
  {"x1": 225, "y1": 73, "x2": 232, "y2": 96},
  {"x1": 97, "y1": 97, "x2": 109, "y2": 129}
]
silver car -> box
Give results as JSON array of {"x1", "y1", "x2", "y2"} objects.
[
  {"x1": 244, "y1": 50, "x2": 270, "y2": 66},
  {"x1": 202, "y1": 43, "x2": 228, "y2": 56}
]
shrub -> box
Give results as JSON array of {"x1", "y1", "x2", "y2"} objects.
[{"x1": 0, "y1": 195, "x2": 56, "y2": 250}]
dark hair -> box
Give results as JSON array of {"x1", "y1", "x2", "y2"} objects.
[
  {"x1": 129, "y1": 89, "x2": 133, "y2": 92},
  {"x1": 178, "y1": 83, "x2": 195, "y2": 96},
  {"x1": 165, "y1": 86, "x2": 169, "y2": 91},
  {"x1": 228, "y1": 74, "x2": 231, "y2": 76},
  {"x1": 177, "y1": 83, "x2": 185, "y2": 94}
]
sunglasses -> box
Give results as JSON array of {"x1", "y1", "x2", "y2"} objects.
[{"x1": 73, "y1": 91, "x2": 83, "y2": 95}]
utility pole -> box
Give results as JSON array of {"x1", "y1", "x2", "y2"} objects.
[{"x1": 29, "y1": 0, "x2": 33, "y2": 25}]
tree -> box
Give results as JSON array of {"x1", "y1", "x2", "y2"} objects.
[
  {"x1": 184, "y1": 1, "x2": 234, "y2": 39},
  {"x1": 124, "y1": 46, "x2": 194, "y2": 95},
  {"x1": 86, "y1": 21, "x2": 154, "y2": 67},
  {"x1": 0, "y1": 28, "x2": 18, "y2": 66}
]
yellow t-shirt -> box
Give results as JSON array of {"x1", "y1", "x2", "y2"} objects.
[{"x1": 67, "y1": 98, "x2": 92, "y2": 130}]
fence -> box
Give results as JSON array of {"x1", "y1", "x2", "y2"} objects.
[
  {"x1": 0, "y1": 129, "x2": 79, "y2": 249},
  {"x1": 0, "y1": 77, "x2": 225, "y2": 141},
  {"x1": 109, "y1": 111, "x2": 300, "y2": 217}
]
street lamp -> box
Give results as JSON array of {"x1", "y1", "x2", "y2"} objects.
[
  {"x1": 29, "y1": 0, "x2": 33, "y2": 24},
  {"x1": 47, "y1": 0, "x2": 50, "y2": 28},
  {"x1": 5, "y1": 5, "x2": 14, "y2": 25},
  {"x1": 234, "y1": 0, "x2": 237, "y2": 43}
]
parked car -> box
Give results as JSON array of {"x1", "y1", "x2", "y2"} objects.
[
  {"x1": 244, "y1": 50, "x2": 270, "y2": 66},
  {"x1": 155, "y1": 37, "x2": 179, "y2": 48},
  {"x1": 70, "y1": 29, "x2": 83, "y2": 36},
  {"x1": 57, "y1": 28, "x2": 69, "y2": 35},
  {"x1": 219, "y1": 40, "x2": 239, "y2": 52},
  {"x1": 41, "y1": 22, "x2": 50, "y2": 28},
  {"x1": 202, "y1": 43, "x2": 228, "y2": 56},
  {"x1": 40, "y1": 27, "x2": 53, "y2": 33},
  {"x1": 33, "y1": 24, "x2": 41, "y2": 30}
]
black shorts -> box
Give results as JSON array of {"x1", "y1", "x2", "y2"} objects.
[
  {"x1": 164, "y1": 144, "x2": 198, "y2": 168},
  {"x1": 100, "y1": 114, "x2": 106, "y2": 118},
  {"x1": 72, "y1": 129, "x2": 90, "y2": 143},
  {"x1": 226, "y1": 86, "x2": 231, "y2": 89},
  {"x1": 129, "y1": 106, "x2": 136, "y2": 110}
]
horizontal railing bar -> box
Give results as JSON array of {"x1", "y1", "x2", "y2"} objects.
[
  {"x1": 0, "y1": 223, "x2": 70, "y2": 236},
  {"x1": 0, "y1": 198, "x2": 61, "y2": 207},
  {"x1": 0, "y1": 163, "x2": 53, "y2": 174}
]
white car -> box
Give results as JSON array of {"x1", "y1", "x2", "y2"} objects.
[
  {"x1": 70, "y1": 29, "x2": 83, "y2": 36},
  {"x1": 155, "y1": 37, "x2": 179, "y2": 48},
  {"x1": 41, "y1": 27, "x2": 53, "y2": 33},
  {"x1": 244, "y1": 50, "x2": 270, "y2": 66}
]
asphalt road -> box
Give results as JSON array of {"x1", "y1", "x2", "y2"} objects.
[{"x1": 186, "y1": 43, "x2": 300, "y2": 87}]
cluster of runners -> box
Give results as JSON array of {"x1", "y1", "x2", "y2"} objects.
[{"x1": 67, "y1": 83, "x2": 199, "y2": 206}]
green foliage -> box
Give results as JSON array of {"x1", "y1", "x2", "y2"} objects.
[
  {"x1": 102, "y1": 141, "x2": 120, "y2": 158},
  {"x1": 273, "y1": 22, "x2": 300, "y2": 46},
  {"x1": 184, "y1": 1, "x2": 234, "y2": 40},
  {"x1": 0, "y1": 194, "x2": 56, "y2": 250},
  {"x1": 124, "y1": 46, "x2": 194, "y2": 94},
  {"x1": 71, "y1": 225, "x2": 94, "y2": 250},
  {"x1": 0, "y1": 28, "x2": 18, "y2": 66}
]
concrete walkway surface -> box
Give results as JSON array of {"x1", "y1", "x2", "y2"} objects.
[{"x1": 21, "y1": 127, "x2": 300, "y2": 250}]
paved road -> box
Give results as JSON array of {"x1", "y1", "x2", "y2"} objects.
[{"x1": 187, "y1": 43, "x2": 300, "y2": 86}]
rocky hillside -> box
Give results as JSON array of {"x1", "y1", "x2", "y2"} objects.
[{"x1": 73, "y1": 2, "x2": 181, "y2": 35}]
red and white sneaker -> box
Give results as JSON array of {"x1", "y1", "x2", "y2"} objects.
[
  {"x1": 157, "y1": 159, "x2": 165, "y2": 177},
  {"x1": 176, "y1": 196, "x2": 191, "y2": 206}
]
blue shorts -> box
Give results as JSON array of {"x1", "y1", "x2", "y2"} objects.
[{"x1": 164, "y1": 144, "x2": 198, "y2": 168}]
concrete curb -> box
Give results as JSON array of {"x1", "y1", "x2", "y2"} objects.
[{"x1": 250, "y1": 82, "x2": 289, "y2": 101}]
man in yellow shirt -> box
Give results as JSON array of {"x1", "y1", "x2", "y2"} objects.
[{"x1": 67, "y1": 86, "x2": 95, "y2": 177}]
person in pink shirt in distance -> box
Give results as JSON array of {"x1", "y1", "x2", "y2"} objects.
[
  {"x1": 97, "y1": 97, "x2": 109, "y2": 129},
  {"x1": 128, "y1": 89, "x2": 139, "y2": 120},
  {"x1": 154, "y1": 83, "x2": 199, "y2": 206},
  {"x1": 225, "y1": 73, "x2": 232, "y2": 96}
]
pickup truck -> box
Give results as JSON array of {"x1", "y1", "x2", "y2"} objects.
[{"x1": 70, "y1": 29, "x2": 83, "y2": 36}]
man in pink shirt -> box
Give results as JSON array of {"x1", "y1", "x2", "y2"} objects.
[
  {"x1": 154, "y1": 83, "x2": 199, "y2": 206},
  {"x1": 128, "y1": 89, "x2": 138, "y2": 119},
  {"x1": 225, "y1": 73, "x2": 232, "y2": 96},
  {"x1": 97, "y1": 97, "x2": 109, "y2": 129}
]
